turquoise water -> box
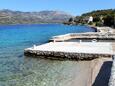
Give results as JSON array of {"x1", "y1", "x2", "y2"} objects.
[{"x1": 0, "y1": 24, "x2": 95, "y2": 86}]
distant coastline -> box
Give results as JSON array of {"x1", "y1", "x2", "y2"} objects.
[
  {"x1": 0, "y1": 9, "x2": 72, "y2": 25},
  {"x1": 0, "y1": 23, "x2": 61, "y2": 26}
]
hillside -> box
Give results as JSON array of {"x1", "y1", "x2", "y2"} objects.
[
  {"x1": 65, "y1": 9, "x2": 115, "y2": 28},
  {"x1": 0, "y1": 9, "x2": 72, "y2": 24}
]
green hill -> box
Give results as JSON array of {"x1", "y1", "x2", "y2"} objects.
[{"x1": 65, "y1": 9, "x2": 115, "y2": 28}]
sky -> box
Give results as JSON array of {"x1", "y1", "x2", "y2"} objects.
[{"x1": 0, "y1": 0, "x2": 115, "y2": 15}]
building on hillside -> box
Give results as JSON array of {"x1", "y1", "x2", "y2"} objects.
[{"x1": 88, "y1": 16, "x2": 93, "y2": 23}]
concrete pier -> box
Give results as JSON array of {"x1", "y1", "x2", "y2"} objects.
[
  {"x1": 49, "y1": 27, "x2": 115, "y2": 42},
  {"x1": 49, "y1": 32, "x2": 115, "y2": 42},
  {"x1": 24, "y1": 42, "x2": 114, "y2": 60}
]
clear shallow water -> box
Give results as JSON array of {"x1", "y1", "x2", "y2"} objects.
[{"x1": 0, "y1": 24, "x2": 95, "y2": 86}]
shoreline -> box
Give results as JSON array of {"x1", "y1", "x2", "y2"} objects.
[{"x1": 24, "y1": 25, "x2": 115, "y2": 86}]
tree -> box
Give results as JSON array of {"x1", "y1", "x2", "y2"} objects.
[
  {"x1": 68, "y1": 17, "x2": 73, "y2": 22},
  {"x1": 103, "y1": 15, "x2": 114, "y2": 27}
]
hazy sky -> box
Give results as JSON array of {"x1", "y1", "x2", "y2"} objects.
[{"x1": 0, "y1": 0, "x2": 115, "y2": 15}]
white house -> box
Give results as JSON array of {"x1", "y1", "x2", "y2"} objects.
[{"x1": 88, "y1": 16, "x2": 93, "y2": 23}]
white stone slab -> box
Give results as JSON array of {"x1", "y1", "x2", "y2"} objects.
[{"x1": 25, "y1": 42, "x2": 114, "y2": 55}]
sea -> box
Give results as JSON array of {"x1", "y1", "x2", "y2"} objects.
[{"x1": 0, "y1": 24, "x2": 95, "y2": 86}]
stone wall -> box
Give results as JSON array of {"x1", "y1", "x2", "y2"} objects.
[{"x1": 24, "y1": 50, "x2": 113, "y2": 60}]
